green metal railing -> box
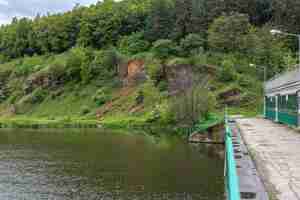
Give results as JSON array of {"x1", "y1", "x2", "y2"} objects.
[{"x1": 225, "y1": 117, "x2": 241, "y2": 200}]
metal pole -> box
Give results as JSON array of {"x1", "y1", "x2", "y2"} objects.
[
  {"x1": 264, "y1": 67, "x2": 267, "y2": 118},
  {"x1": 298, "y1": 35, "x2": 300, "y2": 68}
]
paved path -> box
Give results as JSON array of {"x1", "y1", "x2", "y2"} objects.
[{"x1": 237, "y1": 118, "x2": 300, "y2": 200}]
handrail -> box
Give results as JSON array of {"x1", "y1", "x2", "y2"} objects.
[{"x1": 225, "y1": 116, "x2": 241, "y2": 200}]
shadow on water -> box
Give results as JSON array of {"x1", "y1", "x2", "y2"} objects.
[{"x1": 0, "y1": 128, "x2": 224, "y2": 200}]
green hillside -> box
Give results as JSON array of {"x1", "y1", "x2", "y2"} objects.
[{"x1": 0, "y1": 0, "x2": 298, "y2": 133}]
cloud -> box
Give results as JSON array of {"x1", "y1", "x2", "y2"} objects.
[
  {"x1": 0, "y1": 0, "x2": 8, "y2": 6},
  {"x1": 0, "y1": 0, "x2": 98, "y2": 25}
]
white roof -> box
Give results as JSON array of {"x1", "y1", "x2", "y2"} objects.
[{"x1": 265, "y1": 68, "x2": 300, "y2": 96}]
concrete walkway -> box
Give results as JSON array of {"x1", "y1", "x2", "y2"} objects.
[{"x1": 237, "y1": 118, "x2": 300, "y2": 200}]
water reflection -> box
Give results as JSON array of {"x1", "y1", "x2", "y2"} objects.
[{"x1": 0, "y1": 129, "x2": 224, "y2": 200}]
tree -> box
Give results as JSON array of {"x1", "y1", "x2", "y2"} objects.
[
  {"x1": 170, "y1": 77, "x2": 216, "y2": 127},
  {"x1": 118, "y1": 32, "x2": 150, "y2": 55},
  {"x1": 208, "y1": 13, "x2": 251, "y2": 52},
  {"x1": 152, "y1": 39, "x2": 178, "y2": 59},
  {"x1": 180, "y1": 33, "x2": 204, "y2": 56},
  {"x1": 272, "y1": 0, "x2": 300, "y2": 50},
  {"x1": 145, "y1": 0, "x2": 175, "y2": 42}
]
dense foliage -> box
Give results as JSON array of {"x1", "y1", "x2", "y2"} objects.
[
  {"x1": 0, "y1": 0, "x2": 297, "y2": 75},
  {"x1": 0, "y1": 0, "x2": 299, "y2": 130}
]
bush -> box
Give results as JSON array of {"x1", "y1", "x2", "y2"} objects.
[
  {"x1": 93, "y1": 88, "x2": 112, "y2": 106},
  {"x1": 152, "y1": 39, "x2": 178, "y2": 59},
  {"x1": 146, "y1": 59, "x2": 164, "y2": 81},
  {"x1": 208, "y1": 13, "x2": 251, "y2": 52},
  {"x1": 118, "y1": 32, "x2": 150, "y2": 55},
  {"x1": 141, "y1": 80, "x2": 161, "y2": 107},
  {"x1": 47, "y1": 60, "x2": 68, "y2": 82},
  {"x1": 15, "y1": 56, "x2": 44, "y2": 76},
  {"x1": 217, "y1": 59, "x2": 237, "y2": 82},
  {"x1": 66, "y1": 47, "x2": 85, "y2": 81},
  {"x1": 21, "y1": 88, "x2": 47, "y2": 104},
  {"x1": 90, "y1": 48, "x2": 120, "y2": 80},
  {"x1": 180, "y1": 34, "x2": 204, "y2": 56},
  {"x1": 66, "y1": 47, "x2": 94, "y2": 83},
  {"x1": 169, "y1": 84, "x2": 216, "y2": 126},
  {"x1": 0, "y1": 54, "x2": 9, "y2": 64},
  {"x1": 158, "y1": 80, "x2": 168, "y2": 92},
  {"x1": 80, "y1": 105, "x2": 91, "y2": 115}
]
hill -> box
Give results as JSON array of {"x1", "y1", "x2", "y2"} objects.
[{"x1": 0, "y1": 0, "x2": 298, "y2": 133}]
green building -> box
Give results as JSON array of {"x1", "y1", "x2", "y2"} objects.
[{"x1": 265, "y1": 68, "x2": 300, "y2": 126}]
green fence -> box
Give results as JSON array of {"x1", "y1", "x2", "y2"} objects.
[
  {"x1": 265, "y1": 94, "x2": 298, "y2": 126},
  {"x1": 278, "y1": 94, "x2": 298, "y2": 126},
  {"x1": 266, "y1": 96, "x2": 276, "y2": 121}
]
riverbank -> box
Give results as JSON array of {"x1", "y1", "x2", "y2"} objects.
[
  {"x1": 0, "y1": 117, "x2": 100, "y2": 128},
  {"x1": 0, "y1": 114, "x2": 224, "y2": 136}
]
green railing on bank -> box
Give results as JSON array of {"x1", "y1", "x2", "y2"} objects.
[{"x1": 225, "y1": 117, "x2": 241, "y2": 200}]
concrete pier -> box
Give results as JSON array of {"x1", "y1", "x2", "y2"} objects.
[
  {"x1": 237, "y1": 118, "x2": 300, "y2": 200},
  {"x1": 229, "y1": 120, "x2": 269, "y2": 200}
]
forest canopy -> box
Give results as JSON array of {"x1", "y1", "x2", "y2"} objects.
[{"x1": 0, "y1": 0, "x2": 298, "y2": 53}]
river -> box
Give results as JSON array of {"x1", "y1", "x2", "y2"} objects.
[{"x1": 0, "y1": 128, "x2": 224, "y2": 200}]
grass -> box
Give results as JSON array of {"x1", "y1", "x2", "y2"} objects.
[
  {"x1": 196, "y1": 113, "x2": 224, "y2": 132},
  {"x1": 228, "y1": 106, "x2": 262, "y2": 118},
  {"x1": 27, "y1": 82, "x2": 100, "y2": 117},
  {"x1": 0, "y1": 50, "x2": 264, "y2": 135},
  {"x1": 0, "y1": 117, "x2": 100, "y2": 128}
]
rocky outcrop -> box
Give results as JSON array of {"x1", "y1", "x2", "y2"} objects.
[
  {"x1": 119, "y1": 60, "x2": 147, "y2": 87},
  {"x1": 166, "y1": 64, "x2": 194, "y2": 96},
  {"x1": 24, "y1": 68, "x2": 65, "y2": 94},
  {"x1": 218, "y1": 87, "x2": 241, "y2": 105}
]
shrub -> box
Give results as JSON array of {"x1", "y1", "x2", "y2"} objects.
[
  {"x1": 93, "y1": 88, "x2": 111, "y2": 106},
  {"x1": 141, "y1": 80, "x2": 161, "y2": 107},
  {"x1": 21, "y1": 88, "x2": 47, "y2": 104},
  {"x1": 169, "y1": 84, "x2": 216, "y2": 127},
  {"x1": 90, "y1": 48, "x2": 120, "y2": 80},
  {"x1": 146, "y1": 59, "x2": 164, "y2": 81},
  {"x1": 180, "y1": 34, "x2": 204, "y2": 56},
  {"x1": 80, "y1": 105, "x2": 91, "y2": 115},
  {"x1": 152, "y1": 39, "x2": 178, "y2": 59},
  {"x1": 208, "y1": 13, "x2": 251, "y2": 52},
  {"x1": 66, "y1": 47, "x2": 94, "y2": 83},
  {"x1": 15, "y1": 56, "x2": 44, "y2": 76},
  {"x1": 47, "y1": 60, "x2": 68, "y2": 82},
  {"x1": 217, "y1": 59, "x2": 237, "y2": 82},
  {"x1": 135, "y1": 90, "x2": 144, "y2": 105},
  {"x1": 80, "y1": 49, "x2": 94, "y2": 84},
  {"x1": 158, "y1": 80, "x2": 168, "y2": 92},
  {"x1": 66, "y1": 47, "x2": 85, "y2": 81},
  {"x1": 118, "y1": 32, "x2": 150, "y2": 55},
  {"x1": 0, "y1": 54, "x2": 9, "y2": 64}
]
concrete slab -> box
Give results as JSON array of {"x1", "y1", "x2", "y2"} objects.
[
  {"x1": 229, "y1": 122, "x2": 269, "y2": 200},
  {"x1": 236, "y1": 118, "x2": 300, "y2": 200}
]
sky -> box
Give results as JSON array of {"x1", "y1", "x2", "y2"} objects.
[{"x1": 0, "y1": 0, "x2": 99, "y2": 25}]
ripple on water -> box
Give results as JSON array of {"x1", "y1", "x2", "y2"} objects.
[{"x1": 0, "y1": 129, "x2": 224, "y2": 200}]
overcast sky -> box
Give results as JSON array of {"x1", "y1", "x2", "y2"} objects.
[{"x1": 0, "y1": 0, "x2": 99, "y2": 25}]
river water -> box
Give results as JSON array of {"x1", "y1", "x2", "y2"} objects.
[{"x1": 0, "y1": 129, "x2": 224, "y2": 200}]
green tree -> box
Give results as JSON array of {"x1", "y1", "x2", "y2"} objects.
[
  {"x1": 145, "y1": 0, "x2": 175, "y2": 41},
  {"x1": 118, "y1": 32, "x2": 150, "y2": 55},
  {"x1": 180, "y1": 34, "x2": 204, "y2": 56},
  {"x1": 208, "y1": 13, "x2": 251, "y2": 52},
  {"x1": 173, "y1": 0, "x2": 193, "y2": 40},
  {"x1": 170, "y1": 78, "x2": 216, "y2": 127},
  {"x1": 152, "y1": 39, "x2": 178, "y2": 59}
]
